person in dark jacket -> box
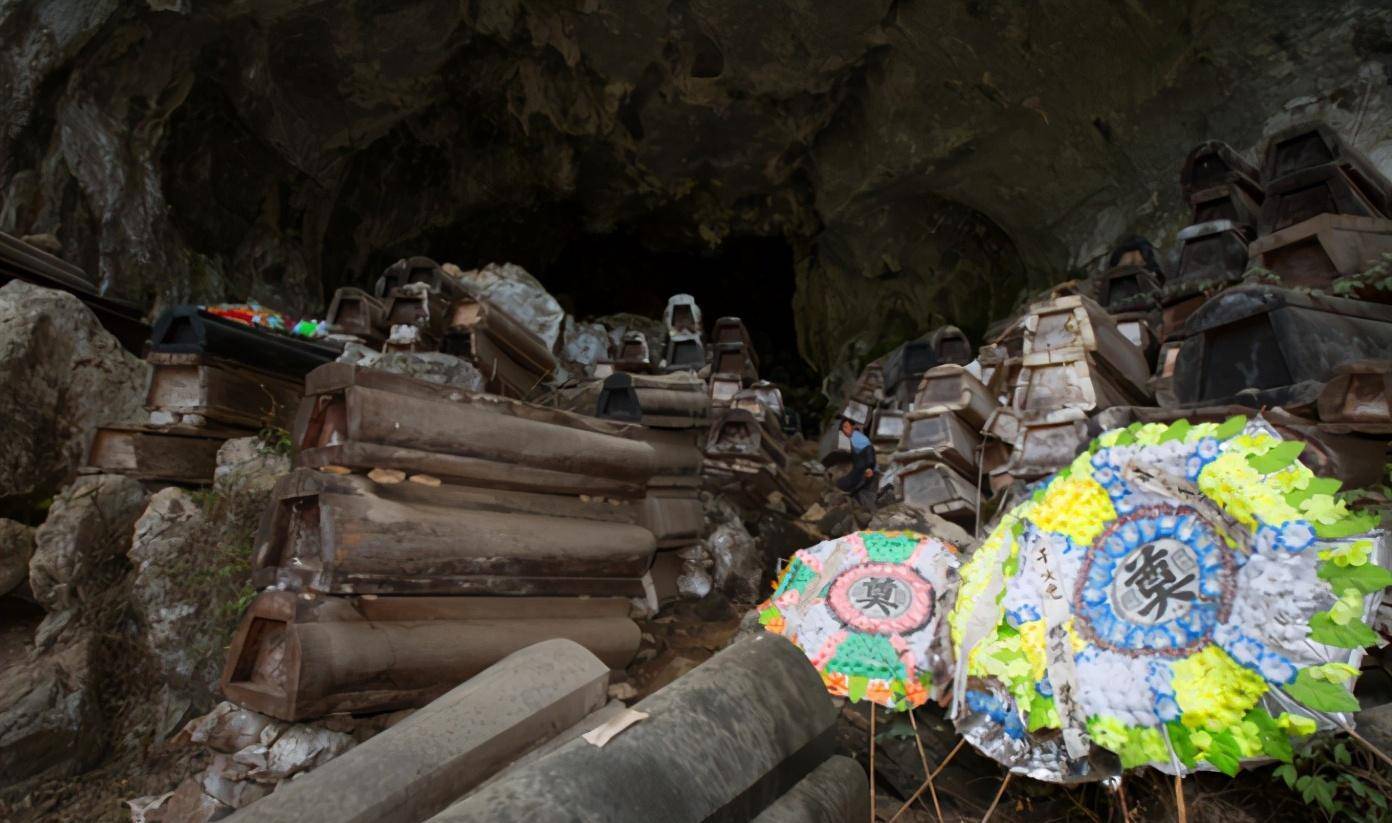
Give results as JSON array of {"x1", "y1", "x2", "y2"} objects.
[{"x1": 835, "y1": 418, "x2": 878, "y2": 513}]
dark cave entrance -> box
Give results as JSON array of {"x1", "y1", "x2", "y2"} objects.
[{"x1": 537, "y1": 231, "x2": 826, "y2": 429}]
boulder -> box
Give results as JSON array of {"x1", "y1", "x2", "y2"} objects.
[
  {"x1": 0, "y1": 282, "x2": 150, "y2": 515},
  {"x1": 177, "y1": 702, "x2": 283, "y2": 755},
  {"x1": 29, "y1": 474, "x2": 149, "y2": 612},
  {"x1": 335, "y1": 344, "x2": 485, "y2": 393},
  {"x1": 128, "y1": 488, "x2": 209, "y2": 688},
  {"x1": 0, "y1": 632, "x2": 105, "y2": 788},
  {"x1": 0, "y1": 519, "x2": 35, "y2": 596},
  {"x1": 213, "y1": 438, "x2": 291, "y2": 499},
  {"x1": 560, "y1": 316, "x2": 609, "y2": 378},
  {"x1": 868, "y1": 501, "x2": 976, "y2": 549},
  {"x1": 702, "y1": 495, "x2": 765, "y2": 602},
  {"x1": 443, "y1": 262, "x2": 564, "y2": 351}
]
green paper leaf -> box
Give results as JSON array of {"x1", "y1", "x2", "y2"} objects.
[
  {"x1": 848, "y1": 675, "x2": 868, "y2": 703},
  {"x1": 758, "y1": 606, "x2": 780, "y2": 624},
  {"x1": 1318, "y1": 562, "x2": 1392, "y2": 595},
  {"x1": 1214, "y1": 414, "x2": 1248, "y2": 440},
  {"x1": 1246, "y1": 441, "x2": 1305, "y2": 474},
  {"x1": 1114, "y1": 430, "x2": 1137, "y2": 446},
  {"x1": 1203, "y1": 730, "x2": 1243, "y2": 776},
  {"x1": 1308, "y1": 612, "x2": 1379, "y2": 648},
  {"x1": 1166, "y1": 721, "x2": 1199, "y2": 768},
  {"x1": 1285, "y1": 477, "x2": 1341, "y2": 508},
  {"x1": 1027, "y1": 693, "x2": 1056, "y2": 732},
  {"x1": 1246, "y1": 709, "x2": 1293, "y2": 763},
  {"x1": 1314, "y1": 511, "x2": 1379, "y2": 539},
  {"x1": 1159, "y1": 419, "x2": 1191, "y2": 444},
  {"x1": 1284, "y1": 668, "x2": 1361, "y2": 713}
]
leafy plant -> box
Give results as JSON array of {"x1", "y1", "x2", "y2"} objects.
[
  {"x1": 1332, "y1": 254, "x2": 1392, "y2": 298},
  {"x1": 1272, "y1": 736, "x2": 1392, "y2": 822},
  {"x1": 257, "y1": 425, "x2": 293, "y2": 457}
]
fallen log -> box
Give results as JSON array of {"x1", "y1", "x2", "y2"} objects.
[
  {"x1": 220, "y1": 593, "x2": 637, "y2": 722},
  {"x1": 425, "y1": 634, "x2": 838, "y2": 823},
  {"x1": 252, "y1": 469, "x2": 655, "y2": 594},
  {"x1": 224, "y1": 638, "x2": 609, "y2": 823}
]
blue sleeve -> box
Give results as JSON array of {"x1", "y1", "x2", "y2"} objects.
[{"x1": 850, "y1": 430, "x2": 871, "y2": 451}]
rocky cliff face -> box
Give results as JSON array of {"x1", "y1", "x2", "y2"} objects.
[{"x1": 3, "y1": 1, "x2": 1391, "y2": 369}]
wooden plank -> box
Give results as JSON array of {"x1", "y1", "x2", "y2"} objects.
[
  {"x1": 447, "y1": 296, "x2": 558, "y2": 380},
  {"x1": 639, "y1": 494, "x2": 704, "y2": 548},
  {"x1": 146, "y1": 361, "x2": 301, "y2": 430},
  {"x1": 220, "y1": 592, "x2": 637, "y2": 722}
]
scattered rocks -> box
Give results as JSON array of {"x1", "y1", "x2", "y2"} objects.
[
  {"x1": 0, "y1": 282, "x2": 150, "y2": 516},
  {"x1": 0, "y1": 519, "x2": 34, "y2": 596},
  {"x1": 29, "y1": 474, "x2": 149, "y2": 613},
  {"x1": 212, "y1": 437, "x2": 291, "y2": 498},
  {"x1": 128, "y1": 488, "x2": 210, "y2": 689}
]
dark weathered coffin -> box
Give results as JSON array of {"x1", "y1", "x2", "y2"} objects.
[
  {"x1": 913, "y1": 364, "x2": 997, "y2": 428},
  {"x1": 1317, "y1": 360, "x2": 1392, "y2": 426},
  {"x1": 224, "y1": 639, "x2": 611, "y2": 823},
  {"x1": 663, "y1": 294, "x2": 702, "y2": 333},
  {"x1": 1013, "y1": 348, "x2": 1151, "y2": 413},
  {"x1": 220, "y1": 591, "x2": 638, "y2": 721},
  {"x1": 384, "y1": 287, "x2": 451, "y2": 349},
  {"x1": 1260, "y1": 122, "x2": 1392, "y2": 214},
  {"x1": 751, "y1": 756, "x2": 869, "y2": 823},
  {"x1": 899, "y1": 460, "x2": 978, "y2": 524},
  {"x1": 374, "y1": 256, "x2": 465, "y2": 300},
  {"x1": 884, "y1": 340, "x2": 939, "y2": 401},
  {"x1": 639, "y1": 492, "x2": 705, "y2": 548},
  {"x1": 1248, "y1": 214, "x2": 1392, "y2": 291},
  {"x1": 1189, "y1": 183, "x2": 1261, "y2": 229},
  {"x1": 325, "y1": 287, "x2": 388, "y2": 344},
  {"x1": 1021, "y1": 294, "x2": 1151, "y2": 391},
  {"x1": 84, "y1": 424, "x2": 233, "y2": 484},
  {"x1": 712, "y1": 317, "x2": 758, "y2": 369},
  {"x1": 706, "y1": 408, "x2": 787, "y2": 468},
  {"x1": 931, "y1": 325, "x2": 974, "y2": 366},
  {"x1": 1003, "y1": 409, "x2": 1089, "y2": 479},
  {"x1": 1181, "y1": 140, "x2": 1263, "y2": 201},
  {"x1": 1112, "y1": 310, "x2": 1160, "y2": 368},
  {"x1": 595, "y1": 372, "x2": 642, "y2": 422},
  {"x1": 145, "y1": 353, "x2": 301, "y2": 430},
  {"x1": 1094, "y1": 265, "x2": 1162, "y2": 313},
  {"x1": 869, "y1": 407, "x2": 904, "y2": 449},
  {"x1": 1171, "y1": 285, "x2": 1392, "y2": 408},
  {"x1": 616, "y1": 331, "x2": 650, "y2": 364},
  {"x1": 293, "y1": 364, "x2": 700, "y2": 481},
  {"x1": 712, "y1": 342, "x2": 758, "y2": 384},
  {"x1": 0, "y1": 230, "x2": 149, "y2": 353},
  {"x1": 252, "y1": 469, "x2": 656, "y2": 595},
  {"x1": 895, "y1": 410, "x2": 981, "y2": 475},
  {"x1": 441, "y1": 326, "x2": 544, "y2": 398},
  {"x1": 1170, "y1": 220, "x2": 1252, "y2": 293},
  {"x1": 1259, "y1": 164, "x2": 1389, "y2": 236},
  {"x1": 446, "y1": 295, "x2": 558, "y2": 380},
  {"x1": 663, "y1": 331, "x2": 706, "y2": 371},
  {"x1": 428, "y1": 635, "x2": 837, "y2": 823},
  {"x1": 149, "y1": 306, "x2": 341, "y2": 379}
]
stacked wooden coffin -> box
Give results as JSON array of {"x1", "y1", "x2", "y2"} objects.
[
  {"x1": 85, "y1": 307, "x2": 339, "y2": 484},
  {"x1": 220, "y1": 362, "x2": 702, "y2": 721},
  {"x1": 890, "y1": 363, "x2": 998, "y2": 527}
]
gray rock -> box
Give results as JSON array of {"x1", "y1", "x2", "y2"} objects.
[
  {"x1": 0, "y1": 282, "x2": 150, "y2": 514},
  {"x1": 444, "y1": 262, "x2": 564, "y2": 351},
  {"x1": 0, "y1": 518, "x2": 35, "y2": 596},
  {"x1": 213, "y1": 437, "x2": 291, "y2": 499},
  {"x1": 127, "y1": 487, "x2": 208, "y2": 687},
  {"x1": 868, "y1": 501, "x2": 976, "y2": 551},
  {"x1": 29, "y1": 473, "x2": 149, "y2": 612},
  {"x1": 560, "y1": 316, "x2": 609, "y2": 378},
  {"x1": 336, "y1": 345, "x2": 486, "y2": 393},
  {"x1": 0, "y1": 631, "x2": 105, "y2": 788}
]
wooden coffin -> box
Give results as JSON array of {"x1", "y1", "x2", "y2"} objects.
[
  {"x1": 1001, "y1": 409, "x2": 1089, "y2": 479},
  {"x1": 930, "y1": 325, "x2": 974, "y2": 366},
  {"x1": 149, "y1": 306, "x2": 340, "y2": 379},
  {"x1": 706, "y1": 409, "x2": 787, "y2": 469},
  {"x1": 898, "y1": 460, "x2": 979, "y2": 525},
  {"x1": 145, "y1": 353, "x2": 301, "y2": 431},
  {"x1": 616, "y1": 331, "x2": 650, "y2": 365},
  {"x1": 293, "y1": 364, "x2": 700, "y2": 484},
  {"x1": 913, "y1": 365, "x2": 996, "y2": 428},
  {"x1": 326, "y1": 287, "x2": 388, "y2": 344},
  {"x1": 1021, "y1": 294, "x2": 1150, "y2": 391},
  {"x1": 252, "y1": 470, "x2": 655, "y2": 595},
  {"x1": 1182, "y1": 140, "x2": 1263, "y2": 202},
  {"x1": 446, "y1": 295, "x2": 558, "y2": 381},
  {"x1": 663, "y1": 294, "x2": 702, "y2": 334},
  {"x1": 1171, "y1": 220, "x2": 1252, "y2": 294},
  {"x1": 1012, "y1": 347, "x2": 1152, "y2": 414},
  {"x1": 1189, "y1": 183, "x2": 1260, "y2": 229},
  {"x1": 640, "y1": 492, "x2": 705, "y2": 548},
  {"x1": 709, "y1": 373, "x2": 743, "y2": 411},
  {"x1": 1259, "y1": 164, "x2": 1389, "y2": 237},
  {"x1": 84, "y1": 424, "x2": 232, "y2": 484},
  {"x1": 712, "y1": 342, "x2": 758, "y2": 384},
  {"x1": 1317, "y1": 360, "x2": 1392, "y2": 426},
  {"x1": 663, "y1": 331, "x2": 706, "y2": 372},
  {"x1": 384, "y1": 287, "x2": 451, "y2": 349},
  {"x1": 1260, "y1": 122, "x2": 1392, "y2": 215},
  {"x1": 1111, "y1": 311, "x2": 1160, "y2": 369},
  {"x1": 220, "y1": 591, "x2": 638, "y2": 721},
  {"x1": 1093, "y1": 265, "x2": 1162, "y2": 314},
  {"x1": 1248, "y1": 214, "x2": 1392, "y2": 292},
  {"x1": 895, "y1": 410, "x2": 981, "y2": 475},
  {"x1": 441, "y1": 326, "x2": 545, "y2": 399},
  {"x1": 1170, "y1": 285, "x2": 1392, "y2": 409},
  {"x1": 374, "y1": 256, "x2": 465, "y2": 300},
  {"x1": 869, "y1": 407, "x2": 904, "y2": 450},
  {"x1": 712, "y1": 317, "x2": 758, "y2": 369}
]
